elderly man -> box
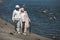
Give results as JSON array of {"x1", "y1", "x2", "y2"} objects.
[{"x1": 12, "y1": 5, "x2": 21, "y2": 34}]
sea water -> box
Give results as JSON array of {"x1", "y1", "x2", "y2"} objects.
[{"x1": 0, "y1": 0, "x2": 60, "y2": 40}]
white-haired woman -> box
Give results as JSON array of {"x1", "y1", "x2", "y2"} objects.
[{"x1": 20, "y1": 7, "x2": 31, "y2": 35}]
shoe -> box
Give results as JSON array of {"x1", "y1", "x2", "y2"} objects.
[
  {"x1": 23, "y1": 33, "x2": 26, "y2": 35},
  {"x1": 17, "y1": 32, "x2": 21, "y2": 34}
]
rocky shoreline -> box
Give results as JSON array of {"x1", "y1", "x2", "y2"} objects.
[{"x1": 0, "y1": 18, "x2": 53, "y2": 40}]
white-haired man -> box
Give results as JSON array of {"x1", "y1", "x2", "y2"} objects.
[{"x1": 12, "y1": 5, "x2": 21, "y2": 34}]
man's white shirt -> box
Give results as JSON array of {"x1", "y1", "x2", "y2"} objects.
[{"x1": 12, "y1": 9, "x2": 21, "y2": 21}]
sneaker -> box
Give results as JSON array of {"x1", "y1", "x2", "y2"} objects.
[
  {"x1": 23, "y1": 33, "x2": 26, "y2": 35},
  {"x1": 17, "y1": 32, "x2": 21, "y2": 34}
]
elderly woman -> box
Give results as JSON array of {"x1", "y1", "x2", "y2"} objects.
[{"x1": 20, "y1": 7, "x2": 31, "y2": 35}]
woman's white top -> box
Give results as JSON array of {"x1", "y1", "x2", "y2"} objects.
[
  {"x1": 20, "y1": 11, "x2": 31, "y2": 28},
  {"x1": 20, "y1": 12, "x2": 26, "y2": 22}
]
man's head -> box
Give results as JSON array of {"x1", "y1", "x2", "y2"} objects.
[{"x1": 15, "y1": 5, "x2": 20, "y2": 10}]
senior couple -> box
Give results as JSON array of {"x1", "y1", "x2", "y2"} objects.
[{"x1": 12, "y1": 5, "x2": 31, "y2": 35}]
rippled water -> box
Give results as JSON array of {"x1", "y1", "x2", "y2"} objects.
[{"x1": 0, "y1": 0, "x2": 60, "y2": 39}]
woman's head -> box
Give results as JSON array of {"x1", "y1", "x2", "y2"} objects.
[{"x1": 20, "y1": 7, "x2": 24, "y2": 12}]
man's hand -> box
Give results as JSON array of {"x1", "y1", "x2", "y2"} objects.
[
  {"x1": 12, "y1": 18, "x2": 15, "y2": 22},
  {"x1": 12, "y1": 17, "x2": 16, "y2": 22}
]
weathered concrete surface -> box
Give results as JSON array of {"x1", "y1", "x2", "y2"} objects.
[
  {"x1": 0, "y1": 0, "x2": 3, "y2": 3},
  {"x1": 0, "y1": 18, "x2": 22, "y2": 40},
  {"x1": 0, "y1": 18, "x2": 53, "y2": 40}
]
